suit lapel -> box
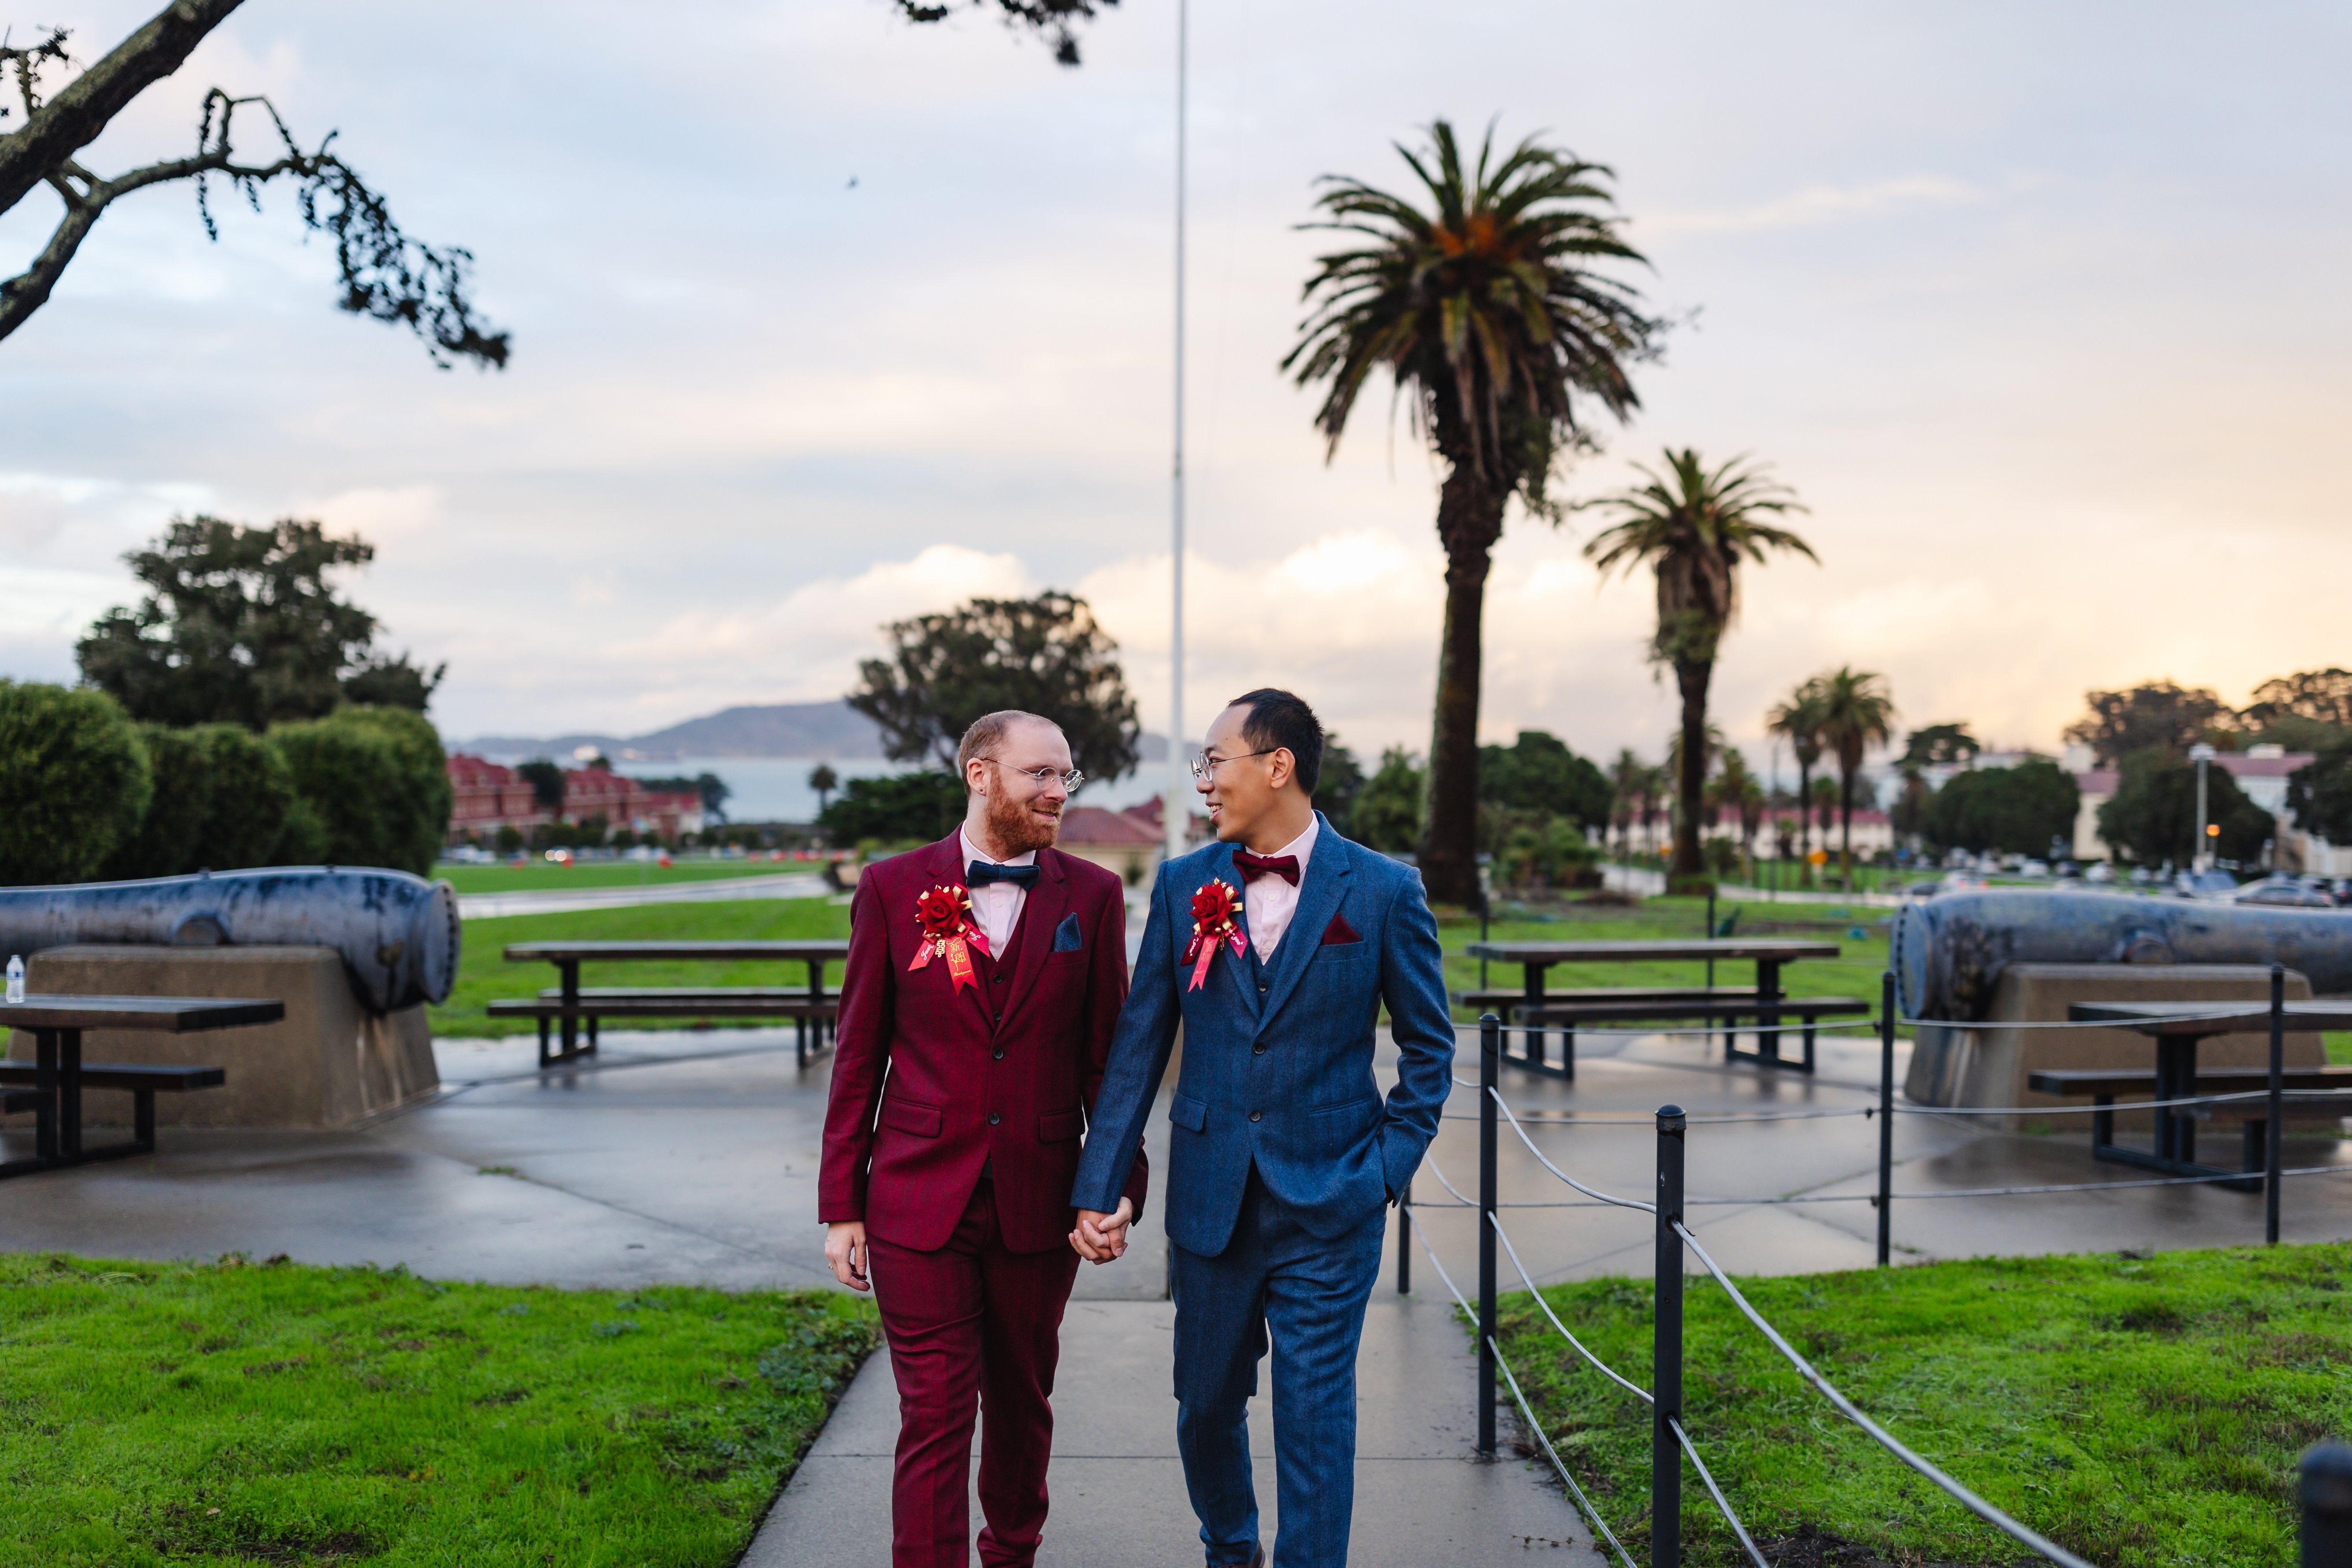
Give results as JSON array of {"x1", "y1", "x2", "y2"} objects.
[
  {"x1": 1002, "y1": 847, "x2": 1071, "y2": 1026},
  {"x1": 916, "y1": 831, "x2": 991, "y2": 1023},
  {"x1": 1255, "y1": 813, "x2": 1351, "y2": 1032},
  {"x1": 1183, "y1": 841, "x2": 1259, "y2": 1022}
]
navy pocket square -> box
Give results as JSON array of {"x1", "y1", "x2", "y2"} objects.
[
  {"x1": 1052, "y1": 913, "x2": 1085, "y2": 953},
  {"x1": 1320, "y1": 913, "x2": 1362, "y2": 946}
]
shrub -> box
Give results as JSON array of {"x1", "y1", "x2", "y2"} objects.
[
  {"x1": 1349, "y1": 748, "x2": 1425, "y2": 852},
  {"x1": 817, "y1": 771, "x2": 963, "y2": 845},
  {"x1": 0, "y1": 682, "x2": 153, "y2": 885},
  {"x1": 101, "y1": 722, "x2": 298, "y2": 878},
  {"x1": 266, "y1": 706, "x2": 450, "y2": 876}
]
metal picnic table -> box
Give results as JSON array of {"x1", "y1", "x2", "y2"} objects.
[
  {"x1": 1462, "y1": 938, "x2": 1845, "y2": 1070},
  {"x1": 501, "y1": 940, "x2": 851, "y2": 1065},
  {"x1": 0, "y1": 993, "x2": 284, "y2": 1178},
  {"x1": 2060, "y1": 999, "x2": 2352, "y2": 1191}
]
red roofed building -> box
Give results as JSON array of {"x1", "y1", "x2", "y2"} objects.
[
  {"x1": 1056, "y1": 803, "x2": 1175, "y2": 885},
  {"x1": 444, "y1": 755, "x2": 705, "y2": 844},
  {"x1": 447, "y1": 754, "x2": 550, "y2": 841}
]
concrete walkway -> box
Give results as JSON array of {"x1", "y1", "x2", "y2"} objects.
[{"x1": 2, "y1": 1018, "x2": 2345, "y2": 1564}]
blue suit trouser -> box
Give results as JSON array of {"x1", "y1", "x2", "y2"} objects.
[{"x1": 1170, "y1": 1166, "x2": 1385, "y2": 1568}]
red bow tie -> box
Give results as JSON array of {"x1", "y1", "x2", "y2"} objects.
[{"x1": 1233, "y1": 852, "x2": 1300, "y2": 886}]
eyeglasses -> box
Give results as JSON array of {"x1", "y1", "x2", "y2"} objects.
[
  {"x1": 988, "y1": 759, "x2": 1086, "y2": 792},
  {"x1": 1188, "y1": 749, "x2": 1276, "y2": 784}
]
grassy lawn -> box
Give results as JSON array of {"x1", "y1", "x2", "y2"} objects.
[
  {"x1": 430, "y1": 860, "x2": 814, "y2": 895},
  {"x1": 0, "y1": 1251, "x2": 877, "y2": 1567},
  {"x1": 433, "y1": 899, "x2": 854, "y2": 1039},
  {"x1": 1496, "y1": 1241, "x2": 2352, "y2": 1566}
]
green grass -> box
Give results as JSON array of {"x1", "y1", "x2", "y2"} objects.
[
  {"x1": 1495, "y1": 1241, "x2": 2352, "y2": 1566},
  {"x1": 430, "y1": 860, "x2": 811, "y2": 894},
  {"x1": 0, "y1": 1251, "x2": 878, "y2": 1567},
  {"x1": 433, "y1": 899, "x2": 853, "y2": 1039}
]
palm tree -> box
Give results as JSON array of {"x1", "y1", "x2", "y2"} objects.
[
  {"x1": 1285, "y1": 121, "x2": 1659, "y2": 904},
  {"x1": 808, "y1": 763, "x2": 839, "y2": 815},
  {"x1": 1813, "y1": 666, "x2": 1897, "y2": 887},
  {"x1": 1585, "y1": 450, "x2": 1815, "y2": 882},
  {"x1": 1606, "y1": 748, "x2": 1646, "y2": 856},
  {"x1": 1766, "y1": 678, "x2": 1827, "y2": 885},
  {"x1": 1665, "y1": 720, "x2": 1724, "y2": 863}
]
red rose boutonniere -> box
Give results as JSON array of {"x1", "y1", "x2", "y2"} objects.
[
  {"x1": 908, "y1": 883, "x2": 989, "y2": 992},
  {"x1": 1183, "y1": 878, "x2": 1246, "y2": 992}
]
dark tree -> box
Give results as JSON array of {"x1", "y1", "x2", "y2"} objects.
[
  {"x1": 1285, "y1": 121, "x2": 1660, "y2": 903},
  {"x1": 2097, "y1": 749, "x2": 2269, "y2": 867},
  {"x1": 1, "y1": 3, "x2": 505, "y2": 364},
  {"x1": 516, "y1": 759, "x2": 566, "y2": 815},
  {"x1": 1477, "y1": 730, "x2": 1613, "y2": 830},
  {"x1": 1920, "y1": 759, "x2": 2079, "y2": 858},
  {"x1": 808, "y1": 763, "x2": 840, "y2": 815},
  {"x1": 892, "y1": 0, "x2": 1118, "y2": 66},
  {"x1": 850, "y1": 591, "x2": 1141, "y2": 784},
  {"x1": 1899, "y1": 723, "x2": 1981, "y2": 767},
  {"x1": 2286, "y1": 743, "x2": 2352, "y2": 846},
  {"x1": 2064, "y1": 681, "x2": 2228, "y2": 766},
  {"x1": 1313, "y1": 737, "x2": 1366, "y2": 838},
  {"x1": 76, "y1": 516, "x2": 442, "y2": 730},
  {"x1": 2242, "y1": 668, "x2": 2352, "y2": 730},
  {"x1": 1349, "y1": 748, "x2": 1425, "y2": 853},
  {"x1": 818, "y1": 771, "x2": 965, "y2": 845}
]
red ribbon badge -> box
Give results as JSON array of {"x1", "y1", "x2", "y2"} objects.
[
  {"x1": 908, "y1": 883, "x2": 989, "y2": 992},
  {"x1": 1182, "y1": 878, "x2": 1247, "y2": 992}
]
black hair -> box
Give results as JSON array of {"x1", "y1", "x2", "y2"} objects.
[{"x1": 1225, "y1": 688, "x2": 1324, "y2": 796}]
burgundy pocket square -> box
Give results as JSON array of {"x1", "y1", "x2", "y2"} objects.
[{"x1": 1320, "y1": 914, "x2": 1362, "y2": 946}]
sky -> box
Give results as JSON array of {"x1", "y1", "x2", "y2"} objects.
[{"x1": 4, "y1": 0, "x2": 2348, "y2": 787}]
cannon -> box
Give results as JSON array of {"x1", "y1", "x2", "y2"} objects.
[
  {"x1": 0, "y1": 867, "x2": 459, "y2": 1016},
  {"x1": 1892, "y1": 888, "x2": 2352, "y2": 1021}
]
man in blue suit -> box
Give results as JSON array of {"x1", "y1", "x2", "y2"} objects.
[{"x1": 1069, "y1": 688, "x2": 1455, "y2": 1568}]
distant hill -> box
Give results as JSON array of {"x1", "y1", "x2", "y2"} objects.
[{"x1": 462, "y1": 698, "x2": 1175, "y2": 765}]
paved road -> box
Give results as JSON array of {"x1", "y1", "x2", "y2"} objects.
[{"x1": 455, "y1": 870, "x2": 830, "y2": 919}]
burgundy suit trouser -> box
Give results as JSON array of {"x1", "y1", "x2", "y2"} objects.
[{"x1": 868, "y1": 1179, "x2": 1082, "y2": 1568}]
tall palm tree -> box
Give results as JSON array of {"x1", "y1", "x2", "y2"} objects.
[
  {"x1": 1285, "y1": 120, "x2": 1659, "y2": 904},
  {"x1": 1664, "y1": 720, "x2": 1724, "y2": 863},
  {"x1": 1813, "y1": 665, "x2": 1897, "y2": 887},
  {"x1": 1766, "y1": 677, "x2": 1827, "y2": 885},
  {"x1": 1585, "y1": 450, "x2": 1815, "y2": 881}
]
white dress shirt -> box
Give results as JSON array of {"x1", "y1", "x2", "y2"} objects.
[
  {"x1": 960, "y1": 826, "x2": 1036, "y2": 955},
  {"x1": 1244, "y1": 815, "x2": 1318, "y2": 963}
]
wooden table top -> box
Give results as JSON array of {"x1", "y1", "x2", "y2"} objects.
[
  {"x1": 1464, "y1": 939, "x2": 1842, "y2": 964},
  {"x1": 0, "y1": 995, "x2": 287, "y2": 1032},
  {"x1": 2067, "y1": 1000, "x2": 2352, "y2": 1035},
  {"x1": 503, "y1": 940, "x2": 850, "y2": 963}
]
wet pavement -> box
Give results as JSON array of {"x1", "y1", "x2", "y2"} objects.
[{"x1": 2, "y1": 1019, "x2": 2345, "y2": 1564}]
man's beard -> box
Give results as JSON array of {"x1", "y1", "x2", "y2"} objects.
[{"x1": 987, "y1": 784, "x2": 1060, "y2": 856}]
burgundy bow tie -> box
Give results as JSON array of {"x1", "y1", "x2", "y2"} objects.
[{"x1": 1233, "y1": 852, "x2": 1300, "y2": 886}]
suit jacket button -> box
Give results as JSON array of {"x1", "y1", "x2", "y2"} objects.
[
  {"x1": 993, "y1": 1048, "x2": 1006, "y2": 1060},
  {"x1": 1258, "y1": 982, "x2": 1269, "y2": 993},
  {"x1": 1252, "y1": 1043, "x2": 1267, "y2": 1055},
  {"x1": 1248, "y1": 1109, "x2": 1262, "y2": 1122},
  {"x1": 993, "y1": 1011, "x2": 1003, "y2": 1023},
  {"x1": 988, "y1": 1111, "x2": 1001, "y2": 1126}
]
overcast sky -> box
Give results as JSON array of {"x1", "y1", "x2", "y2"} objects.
[{"x1": 4, "y1": 0, "x2": 2346, "y2": 780}]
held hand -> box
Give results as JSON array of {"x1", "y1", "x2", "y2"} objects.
[
  {"x1": 825, "y1": 1221, "x2": 871, "y2": 1291},
  {"x1": 1069, "y1": 1199, "x2": 1134, "y2": 1264}
]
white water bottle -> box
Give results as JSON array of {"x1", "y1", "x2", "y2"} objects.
[{"x1": 5, "y1": 955, "x2": 22, "y2": 1004}]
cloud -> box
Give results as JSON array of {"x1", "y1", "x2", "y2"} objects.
[{"x1": 1639, "y1": 175, "x2": 1987, "y2": 236}]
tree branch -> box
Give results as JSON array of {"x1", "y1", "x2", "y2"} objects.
[{"x1": 0, "y1": 0, "x2": 247, "y2": 218}]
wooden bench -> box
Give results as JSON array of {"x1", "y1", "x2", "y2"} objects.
[
  {"x1": 2025, "y1": 1065, "x2": 2352, "y2": 1173},
  {"x1": 0, "y1": 1062, "x2": 228, "y2": 1157},
  {"x1": 1514, "y1": 995, "x2": 1871, "y2": 1077},
  {"x1": 487, "y1": 991, "x2": 841, "y2": 1070},
  {"x1": 1457, "y1": 985, "x2": 1763, "y2": 1011}
]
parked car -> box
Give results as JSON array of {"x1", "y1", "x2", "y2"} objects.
[{"x1": 2231, "y1": 875, "x2": 2337, "y2": 908}]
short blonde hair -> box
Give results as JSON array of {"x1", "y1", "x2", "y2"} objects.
[{"x1": 956, "y1": 710, "x2": 1058, "y2": 790}]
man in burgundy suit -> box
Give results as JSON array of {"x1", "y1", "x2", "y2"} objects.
[{"x1": 820, "y1": 708, "x2": 1146, "y2": 1568}]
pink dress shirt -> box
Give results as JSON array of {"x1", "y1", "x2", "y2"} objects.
[
  {"x1": 1244, "y1": 816, "x2": 1318, "y2": 963},
  {"x1": 959, "y1": 826, "x2": 1036, "y2": 954}
]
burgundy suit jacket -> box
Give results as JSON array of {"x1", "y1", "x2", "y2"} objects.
[{"x1": 819, "y1": 832, "x2": 1147, "y2": 1254}]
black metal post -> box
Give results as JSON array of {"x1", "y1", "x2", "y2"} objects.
[
  {"x1": 1477, "y1": 1013, "x2": 1499, "y2": 1457},
  {"x1": 559, "y1": 958, "x2": 579, "y2": 1063},
  {"x1": 1878, "y1": 970, "x2": 1895, "y2": 1266},
  {"x1": 2304, "y1": 1443, "x2": 2352, "y2": 1567},
  {"x1": 1705, "y1": 887, "x2": 1718, "y2": 1053},
  {"x1": 1479, "y1": 890, "x2": 1490, "y2": 993},
  {"x1": 2269, "y1": 963, "x2": 2286, "y2": 1246},
  {"x1": 1654, "y1": 1104, "x2": 1687, "y2": 1568},
  {"x1": 1396, "y1": 1179, "x2": 1411, "y2": 1295}
]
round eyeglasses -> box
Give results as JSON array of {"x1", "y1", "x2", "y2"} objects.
[
  {"x1": 990, "y1": 760, "x2": 1085, "y2": 792},
  {"x1": 1187, "y1": 749, "x2": 1276, "y2": 784}
]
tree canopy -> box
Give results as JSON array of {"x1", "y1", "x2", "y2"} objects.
[
  {"x1": 2286, "y1": 744, "x2": 2352, "y2": 848},
  {"x1": 1477, "y1": 730, "x2": 1612, "y2": 829},
  {"x1": 76, "y1": 517, "x2": 441, "y2": 730},
  {"x1": 1921, "y1": 759, "x2": 2078, "y2": 858},
  {"x1": 849, "y1": 591, "x2": 1141, "y2": 784},
  {"x1": 1900, "y1": 723, "x2": 1981, "y2": 767},
  {"x1": 2097, "y1": 750, "x2": 2270, "y2": 867},
  {"x1": 2241, "y1": 668, "x2": 2352, "y2": 731},
  {"x1": 2064, "y1": 681, "x2": 2227, "y2": 766}
]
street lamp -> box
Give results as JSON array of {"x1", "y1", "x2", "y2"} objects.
[{"x1": 2190, "y1": 742, "x2": 2216, "y2": 873}]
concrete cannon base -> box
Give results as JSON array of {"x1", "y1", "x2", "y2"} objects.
[
  {"x1": 1904, "y1": 962, "x2": 2325, "y2": 1128},
  {"x1": 5, "y1": 944, "x2": 438, "y2": 1129}
]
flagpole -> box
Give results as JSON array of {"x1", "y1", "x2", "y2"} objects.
[{"x1": 1164, "y1": 0, "x2": 1189, "y2": 866}]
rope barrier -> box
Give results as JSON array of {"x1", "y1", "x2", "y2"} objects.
[
  {"x1": 1485, "y1": 1209, "x2": 1653, "y2": 1406},
  {"x1": 1451, "y1": 1019, "x2": 1881, "y2": 1040},
  {"x1": 1451, "y1": 1086, "x2": 2352, "y2": 1122},
  {"x1": 1684, "y1": 1163, "x2": 2352, "y2": 1204},
  {"x1": 1396, "y1": 1203, "x2": 1638, "y2": 1568},
  {"x1": 1668, "y1": 1415, "x2": 1768, "y2": 1568},
  {"x1": 1673, "y1": 1221, "x2": 2096, "y2": 1568},
  {"x1": 1487, "y1": 1086, "x2": 1655, "y2": 1212}
]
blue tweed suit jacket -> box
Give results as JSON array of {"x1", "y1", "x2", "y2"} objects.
[{"x1": 1071, "y1": 815, "x2": 1456, "y2": 1256}]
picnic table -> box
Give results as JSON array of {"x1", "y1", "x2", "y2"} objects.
[
  {"x1": 1461, "y1": 938, "x2": 1847, "y2": 1075},
  {"x1": 0, "y1": 994, "x2": 283, "y2": 1178},
  {"x1": 498, "y1": 941, "x2": 851, "y2": 1069},
  {"x1": 2045, "y1": 1000, "x2": 2352, "y2": 1186}
]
